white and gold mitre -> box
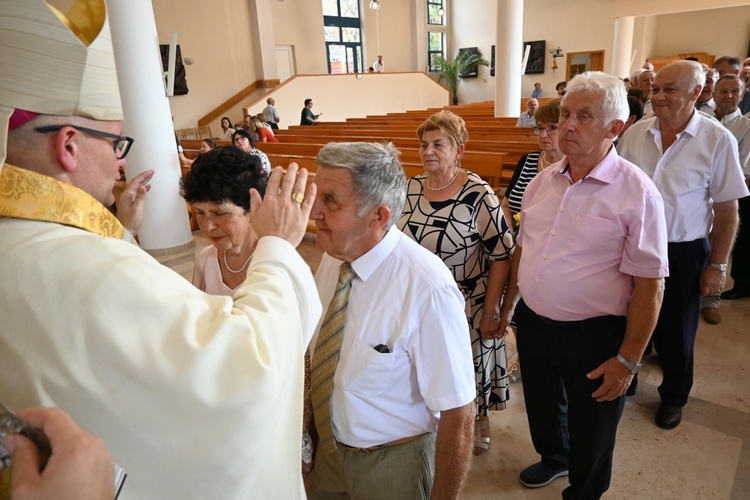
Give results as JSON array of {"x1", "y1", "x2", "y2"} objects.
[{"x1": 0, "y1": 0, "x2": 122, "y2": 166}]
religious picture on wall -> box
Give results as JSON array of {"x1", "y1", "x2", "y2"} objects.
[
  {"x1": 159, "y1": 44, "x2": 189, "y2": 96},
  {"x1": 491, "y1": 45, "x2": 495, "y2": 77},
  {"x1": 524, "y1": 40, "x2": 546, "y2": 75}
]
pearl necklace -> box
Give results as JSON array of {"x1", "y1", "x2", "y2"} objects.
[
  {"x1": 223, "y1": 250, "x2": 254, "y2": 274},
  {"x1": 540, "y1": 152, "x2": 560, "y2": 170},
  {"x1": 425, "y1": 168, "x2": 461, "y2": 191}
]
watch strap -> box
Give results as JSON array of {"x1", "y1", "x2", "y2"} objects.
[{"x1": 616, "y1": 353, "x2": 642, "y2": 374}]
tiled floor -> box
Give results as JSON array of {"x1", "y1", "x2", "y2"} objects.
[{"x1": 156, "y1": 231, "x2": 750, "y2": 499}]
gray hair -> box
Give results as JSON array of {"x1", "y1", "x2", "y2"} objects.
[
  {"x1": 675, "y1": 60, "x2": 706, "y2": 91},
  {"x1": 563, "y1": 71, "x2": 629, "y2": 126},
  {"x1": 316, "y1": 142, "x2": 406, "y2": 229}
]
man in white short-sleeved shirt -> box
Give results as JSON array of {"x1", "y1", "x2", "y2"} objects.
[
  {"x1": 307, "y1": 142, "x2": 475, "y2": 499},
  {"x1": 618, "y1": 60, "x2": 749, "y2": 430}
]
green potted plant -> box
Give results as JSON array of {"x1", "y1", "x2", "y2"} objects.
[{"x1": 433, "y1": 50, "x2": 489, "y2": 105}]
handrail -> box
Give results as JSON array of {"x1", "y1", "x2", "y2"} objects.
[{"x1": 197, "y1": 80, "x2": 264, "y2": 127}]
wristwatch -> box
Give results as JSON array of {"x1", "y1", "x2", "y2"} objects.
[
  {"x1": 616, "y1": 354, "x2": 642, "y2": 374},
  {"x1": 708, "y1": 262, "x2": 728, "y2": 272}
]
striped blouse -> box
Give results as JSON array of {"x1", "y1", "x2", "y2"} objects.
[{"x1": 504, "y1": 150, "x2": 541, "y2": 215}]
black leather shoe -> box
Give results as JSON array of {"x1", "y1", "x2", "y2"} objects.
[
  {"x1": 720, "y1": 288, "x2": 750, "y2": 300},
  {"x1": 655, "y1": 404, "x2": 682, "y2": 429}
]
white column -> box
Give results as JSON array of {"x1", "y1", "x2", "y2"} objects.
[
  {"x1": 254, "y1": 0, "x2": 278, "y2": 84},
  {"x1": 495, "y1": 0, "x2": 524, "y2": 117},
  {"x1": 611, "y1": 16, "x2": 635, "y2": 78},
  {"x1": 108, "y1": 0, "x2": 193, "y2": 251}
]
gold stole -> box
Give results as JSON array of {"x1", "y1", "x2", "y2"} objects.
[{"x1": 0, "y1": 163, "x2": 124, "y2": 239}]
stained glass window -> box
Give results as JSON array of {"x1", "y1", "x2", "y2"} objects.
[
  {"x1": 322, "y1": 0, "x2": 338, "y2": 16},
  {"x1": 339, "y1": 0, "x2": 359, "y2": 18},
  {"x1": 322, "y1": 0, "x2": 363, "y2": 74},
  {"x1": 324, "y1": 26, "x2": 340, "y2": 42},
  {"x1": 342, "y1": 27, "x2": 360, "y2": 43}
]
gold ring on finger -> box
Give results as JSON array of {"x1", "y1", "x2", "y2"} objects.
[{"x1": 292, "y1": 192, "x2": 305, "y2": 204}]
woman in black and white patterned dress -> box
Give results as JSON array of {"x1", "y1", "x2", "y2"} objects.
[{"x1": 397, "y1": 110, "x2": 514, "y2": 456}]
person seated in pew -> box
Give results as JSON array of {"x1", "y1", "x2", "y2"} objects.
[
  {"x1": 516, "y1": 99, "x2": 538, "y2": 127},
  {"x1": 300, "y1": 98, "x2": 321, "y2": 125},
  {"x1": 218, "y1": 116, "x2": 235, "y2": 141},
  {"x1": 178, "y1": 138, "x2": 216, "y2": 165},
  {"x1": 232, "y1": 128, "x2": 272, "y2": 173},
  {"x1": 250, "y1": 115, "x2": 280, "y2": 143}
]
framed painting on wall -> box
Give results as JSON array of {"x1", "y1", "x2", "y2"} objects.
[
  {"x1": 459, "y1": 47, "x2": 480, "y2": 78},
  {"x1": 523, "y1": 40, "x2": 545, "y2": 75}
]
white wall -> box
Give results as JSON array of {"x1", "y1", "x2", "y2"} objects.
[
  {"x1": 271, "y1": 0, "x2": 327, "y2": 74},
  {"x1": 650, "y1": 5, "x2": 750, "y2": 59},
  {"x1": 362, "y1": 2, "x2": 416, "y2": 73},
  {"x1": 152, "y1": 0, "x2": 259, "y2": 130},
  {"x1": 242, "y1": 73, "x2": 449, "y2": 128}
]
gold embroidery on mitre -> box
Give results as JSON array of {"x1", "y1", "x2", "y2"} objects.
[{"x1": 0, "y1": 163, "x2": 124, "y2": 239}]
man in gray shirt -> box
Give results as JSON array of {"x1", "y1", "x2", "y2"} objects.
[{"x1": 263, "y1": 97, "x2": 280, "y2": 129}]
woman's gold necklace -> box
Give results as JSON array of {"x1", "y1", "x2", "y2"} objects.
[
  {"x1": 426, "y1": 167, "x2": 461, "y2": 191},
  {"x1": 223, "y1": 250, "x2": 254, "y2": 274}
]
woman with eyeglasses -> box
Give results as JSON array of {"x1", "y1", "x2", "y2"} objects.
[
  {"x1": 501, "y1": 98, "x2": 564, "y2": 226},
  {"x1": 232, "y1": 129, "x2": 272, "y2": 173}
]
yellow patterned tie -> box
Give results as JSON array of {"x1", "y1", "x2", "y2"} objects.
[{"x1": 311, "y1": 262, "x2": 357, "y2": 455}]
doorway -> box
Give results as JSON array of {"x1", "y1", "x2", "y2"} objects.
[
  {"x1": 275, "y1": 45, "x2": 296, "y2": 83},
  {"x1": 566, "y1": 50, "x2": 604, "y2": 80}
]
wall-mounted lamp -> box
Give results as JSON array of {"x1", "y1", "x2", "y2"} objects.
[
  {"x1": 549, "y1": 46, "x2": 564, "y2": 70},
  {"x1": 369, "y1": 0, "x2": 380, "y2": 10},
  {"x1": 438, "y1": 7, "x2": 445, "y2": 16}
]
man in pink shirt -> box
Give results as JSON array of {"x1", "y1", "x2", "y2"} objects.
[{"x1": 498, "y1": 72, "x2": 669, "y2": 499}]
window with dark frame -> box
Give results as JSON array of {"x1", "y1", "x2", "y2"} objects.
[
  {"x1": 322, "y1": 0, "x2": 363, "y2": 74},
  {"x1": 427, "y1": 0, "x2": 444, "y2": 25},
  {"x1": 428, "y1": 31, "x2": 445, "y2": 72}
]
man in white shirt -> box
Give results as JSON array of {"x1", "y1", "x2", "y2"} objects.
[
  {"x1": 516, "y1": 98, "x2": 538, "y2": 127},
  {"x1": 639, "y1": 69, "x2": 656, "y2": 114},
  {"x1": 712, "y1": 75, "x2": 750, "y2": 302},
  {"x1": 372, "y1": 55, "x2": 384, "y2": 72},
  {"x1": 695, "y1": 67, "x2": 717, "y2": 114},
  {"x1": 262, "y1": 97, "x2": 280, "y2": 130},
  {"x1": 307, "y1": 142, "x2": 475, "y2": 499},
  {"x1": 618, "y1": 60, "x2": 749, "y2": 430}
]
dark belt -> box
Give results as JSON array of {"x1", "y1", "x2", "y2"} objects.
[
  {"x1": 340, "y1": 433, "x2": 427, "y2": 453},
  {"x1": 537, "y1": 313, "x2": 620, "y2": 329}
]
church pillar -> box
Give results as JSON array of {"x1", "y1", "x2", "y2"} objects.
[
  {"x1": 108, "y1": 0, "x2": 193, "y2": 251},
  {"x1": 495, "y1": 0, "x2": 524, "y2": 117},
  {"x1": 611, "y1": 16, "x2": 635, "y2": 78}
]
